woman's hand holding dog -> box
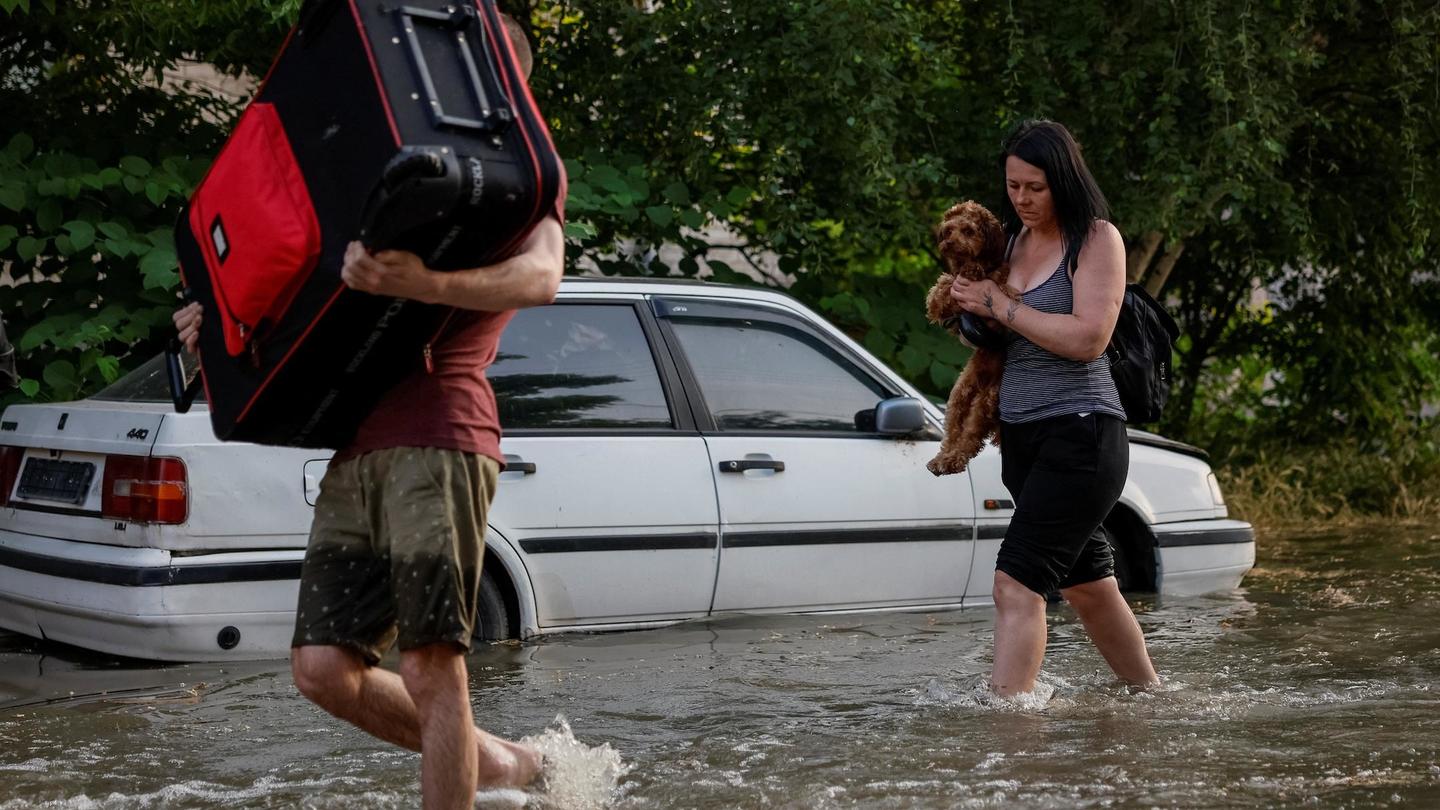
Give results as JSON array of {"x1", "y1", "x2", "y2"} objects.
[{"x1": 951, "y1": 277, "x2": 1016, "y2": 329}]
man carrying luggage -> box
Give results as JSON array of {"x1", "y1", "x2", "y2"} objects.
[{"x1": 174, "y1": 14, "x2": 564, "y2": 809}]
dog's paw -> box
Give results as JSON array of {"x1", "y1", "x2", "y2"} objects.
[{"x1": 926, "y1": 457, "x2": 956, "y2": 477}]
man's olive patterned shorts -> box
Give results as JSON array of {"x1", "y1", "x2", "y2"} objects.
[{"x1": 291, "y1": 447, "x2": 500, "y2": 664}]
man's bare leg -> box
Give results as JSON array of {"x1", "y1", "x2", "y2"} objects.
[
  {"x1": 989, "y1": 571, "x2": 1049, "y2": 697},
  {"x1": 292, "y1": 644, "x2": 542, "y2": 789},
  {"x1": 401, "y1": 644, "x2": 476, "y2": 809},
  {"x1": 1060, "y1": 576, "x2": 1160, "y2": 687}
]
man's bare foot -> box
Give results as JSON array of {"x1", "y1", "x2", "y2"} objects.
[{"x1": 475, "y1": 730, "x2": 544, "y2": 789}]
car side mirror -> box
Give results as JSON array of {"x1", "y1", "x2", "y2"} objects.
[{"x1": 873, "y1": 396, "x2": 927, "y2": 435}]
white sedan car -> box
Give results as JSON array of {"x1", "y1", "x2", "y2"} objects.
[{"x1": 0, "y1": 278, "x2": 1254, "y2": 661}]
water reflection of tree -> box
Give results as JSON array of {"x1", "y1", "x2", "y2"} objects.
[
  {"x1": 491, "y1": 371, "x2": 628, "y2": 427},
  {"x1": 492, "y1": 351, "x2": 647, "y2": 427},
  {"x1": 714, "y1": 410, "x2": 858, "y2": 431}
]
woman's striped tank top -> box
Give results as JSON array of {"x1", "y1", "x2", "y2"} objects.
[{"x1": 999, "y1": 235, "x2": 1126, "y2": 424}]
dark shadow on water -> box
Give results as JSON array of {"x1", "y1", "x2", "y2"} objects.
[{"x1": 0, "y1": 629, "x2": 287, "y2": 711}]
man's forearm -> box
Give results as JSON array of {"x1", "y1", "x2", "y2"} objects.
[
  {"x1": 428, "y1": 251, "x2": 560, "y2": 311},
  {"x1": 422, "y1": 218, "x2": 564, "y2": 311}
]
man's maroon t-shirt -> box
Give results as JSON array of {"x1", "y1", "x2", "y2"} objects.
[{"x1": 335, "y1": 175, "x2": 567, "y2": 466}]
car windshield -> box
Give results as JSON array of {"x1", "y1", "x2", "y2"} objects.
[{"x1": 90, "y1": 353, "x2": 205, "y2": 404}]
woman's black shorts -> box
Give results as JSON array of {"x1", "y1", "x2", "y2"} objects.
[{"x1": 995, "y1": 412, "x2": 1129, "y2": 596}]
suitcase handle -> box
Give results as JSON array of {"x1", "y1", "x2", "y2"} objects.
[
  {"x1": 395, "y1": 5, "x2": 514, "y2": 134},
  {"x1": 382, "y1": 149, "x2": 447, "y2": 191},
  {"x1": 359, "y1": 147, "x2": 465, "y2": 254}
]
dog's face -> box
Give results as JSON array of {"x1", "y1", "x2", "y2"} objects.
[{"x1": 935, "y1": 201, "x2": 1007, "y2": 280}]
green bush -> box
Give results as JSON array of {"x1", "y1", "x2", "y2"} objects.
[{"x1": 1218, "y1": 426, "x2": 1440, "y2": 527}]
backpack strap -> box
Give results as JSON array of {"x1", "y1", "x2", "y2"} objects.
[{"x1": 1063, "y1": 237, "x2": 1081, "y2": 279}]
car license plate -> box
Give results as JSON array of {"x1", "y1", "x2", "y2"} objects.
[{"x1": 16, "y1": 457, "x2": 97, "y2": 505}]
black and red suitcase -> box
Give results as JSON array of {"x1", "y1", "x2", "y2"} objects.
[{"x1": 170, "y1": 0, "x2": 562, "y2": 448}]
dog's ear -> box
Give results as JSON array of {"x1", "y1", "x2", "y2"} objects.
[
  {"x1": 935, "y1": 215, "x2": 961, "y2": 274},
  {"x1": 979, "y1": 207, "x2": 1007, "y2": 267}
]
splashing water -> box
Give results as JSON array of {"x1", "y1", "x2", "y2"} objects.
[
  {"x1": 918, "y1": 671, "x2": 1062, "y2": 712},
  {"x1": 476, "y1": 715, "x2": 629, "y2": 810}
]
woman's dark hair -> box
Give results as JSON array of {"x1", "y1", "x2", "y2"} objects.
[{"x1": 998, "y1": 119, "x2": 1110, "y2": 258}]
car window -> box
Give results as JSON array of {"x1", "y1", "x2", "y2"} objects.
[
  {"x1": 491, "y1": 304, "x2": 673, "y2": 429},
  {"x1": 666, "y1": 309, "x2": 889, "y2": 432},
  {"x1": 91, "y1": 353, "x2": 205, "y2": 403}
]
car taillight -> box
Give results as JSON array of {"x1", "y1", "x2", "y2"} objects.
[
  {"x1": 102, "y1": 455, "x2": 188, "y2": 524},
  {"x1": 0, "y1": 445, "x2": 23, "y2": 507}
]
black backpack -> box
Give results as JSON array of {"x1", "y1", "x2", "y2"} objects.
[
  {"x1": 1063, "y1": 241, "x2": 1180, "y2": 424},
  {"x1": 1105, "y1": 283, "x2": 1180, "y2": 424}
]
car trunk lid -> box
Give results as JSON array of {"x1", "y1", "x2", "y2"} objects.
[{"x1": 0, "y1": 401, "x2": 172, "y2": 548}]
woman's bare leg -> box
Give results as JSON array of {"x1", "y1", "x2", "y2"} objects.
[
  {"x1": 990, "y1": 571, "x2": 1049, "y2": 696},
  {"x1": 1060, "y1": 576, "x2": 1159, "y2": 687}
]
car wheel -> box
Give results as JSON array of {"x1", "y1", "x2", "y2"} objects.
[
  {"x1": 1105, "y1": 524, "x2": 1134, "y2": 591},
  {"x1": 473, "y1": 568, "x2": 513, "y2": 642}
]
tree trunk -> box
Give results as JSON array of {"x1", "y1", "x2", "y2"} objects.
[
  {"x1": 1144, "y1": 240, "x2": 1186, "y2": 297},
  {"x1": 1165, "y1": 275, "x2": 1247, "y2": 441},
  {"x1": 1126, "y1": 230, "x2": 1163, "y2": 284}
]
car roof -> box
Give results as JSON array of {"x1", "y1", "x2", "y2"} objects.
[{"x1": 556, "y1": 275, "x2": 797, "y2": 306}]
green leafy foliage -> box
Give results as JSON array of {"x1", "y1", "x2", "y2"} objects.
[
  {"x1": 0, "y1": 1, "x2": 291, "y2": 404},
  {"x1": 3, "y1": 0, "x2": 1438, "y2": 507},
  {"x1": 992, "y1": 0, "x2": 1440, "y2": 520}
]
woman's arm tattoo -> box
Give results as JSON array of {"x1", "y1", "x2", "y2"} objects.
[
  {"x1": 983, "y1": 290, "x2": 995, "y2": 315},
  {"x1": 1006, "y1": 298, "x2": 1021, "y2": 324}
]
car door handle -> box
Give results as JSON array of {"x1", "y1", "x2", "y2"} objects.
[
  {"x1": 718, "y1": 459, "x2": 785, "y2": 473},
  {"x1": 502, "y1": 455, "x2": 536, "y2": 475}
]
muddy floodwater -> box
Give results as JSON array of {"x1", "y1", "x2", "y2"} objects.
[{"x1": 2, "y1": 525, "x2": 1438, "y2": 808}]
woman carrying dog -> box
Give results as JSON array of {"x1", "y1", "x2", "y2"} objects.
[{"x1": 949, "y1": 119, "x2": 1160, "y2": 697}]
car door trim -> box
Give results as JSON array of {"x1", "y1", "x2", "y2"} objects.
[
  {"x1": 976, "y1": 523, "x2": 1253, "y2": 546},
  {"x1": 976, "y1": 524, "x2": 1009, "y2": 540},
  {"x1": 723, "y1": 525, "x2": 973, "y2": 548},
  {"x1": 1153, "y1": 526, "x2": 1255, "y2": 547},
  {"x1": 518, "y1": 532, "x2": 719, "y2": 554}
]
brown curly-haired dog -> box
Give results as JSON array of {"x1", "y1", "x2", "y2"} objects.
[{"x1": 924, "y1": 200, "x2": 1015, "y2": 476}]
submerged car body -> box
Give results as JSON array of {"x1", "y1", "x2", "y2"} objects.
[{"x1": 0, "y1": 278, "x2": 1254, "y2": 660}]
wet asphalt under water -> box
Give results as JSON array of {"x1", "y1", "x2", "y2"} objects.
[{"x1": 2, "y1": 524, "x2": 1438, "y2": 808}]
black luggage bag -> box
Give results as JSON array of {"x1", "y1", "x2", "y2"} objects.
[{"x1": 171, "y1": 0, "x2": 563, "y2": 448}]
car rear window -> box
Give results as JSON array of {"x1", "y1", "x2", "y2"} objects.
[{"x1": 91, "y1": 353, "x2": 205, "y2": 404}]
